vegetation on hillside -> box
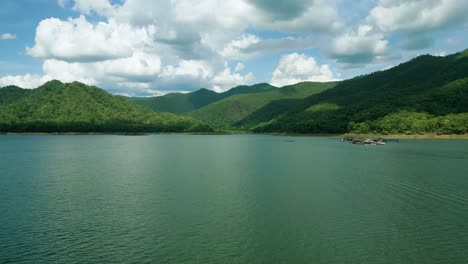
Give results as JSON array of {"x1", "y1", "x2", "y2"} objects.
[
  {"x1": 1, "y1": 50, "x2": 467, "y2": 135},
  {"x1": 0, "y1": 81, "x2": 212, "y2": 133},
  {"x1": 188, "y1": 82, "x2": 337, "y2": 129},
  {"x1": 0, "y1": 85, "x2": 29, "y2": 105},
  {"x1": 349, "y1": 111, "x2": 468, "y2": 135},
  {"x1": 245, "y1": 50, "x2": 468, "y2": 135},
  {"x1": 128, "y1": 83, "x2": 276, "y2": 113}
]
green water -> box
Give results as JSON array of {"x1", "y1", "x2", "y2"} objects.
[{"x1": 0, "y1": 135, "x2": 467, "y2": 263}]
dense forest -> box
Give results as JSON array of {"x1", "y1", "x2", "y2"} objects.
[
  {"x1": 1, "y1": 50, "x2": 467, "y2": 135},
  {"x1": 243, "y1": 50, "x2": 468, "y2": 135},
  {"x1": 187, "y1": 82, "x2": 337, "y2": 129},
  {"x1": 0, "y1": 81, "x2": 212, "y2": 133},
  {"x1": 127, "y1": 83, "x2": 276, "y2": 113}
]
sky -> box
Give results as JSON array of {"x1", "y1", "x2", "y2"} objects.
[{"x1": 0, "y1": 0, "x2": 467, "y2": 96}]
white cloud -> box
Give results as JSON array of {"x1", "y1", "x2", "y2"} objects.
[
  {"x1": 368, "y1": 0, "x2": 468, "y2": 33},
  {"x1": 328, "y1": 25, "x2": 389, "y2": 64},
  {"x1": 271, "y1": 53, "x2": 336, "y2": 87},
  {"x1": 27, "y1": 16, "x2": 156, "y2": 63},
  {"x1": 1, "y1": 0, "x2": 340, "y2": 95},
  {"x1": 234, "y1": 63, "x2": 245, "y2": 72},
  {"x1": 222, "y1": 35, "x2": 316, "y2": 60},
  {"x1": 0, "y1": 74, "x2": 49, "y2": 88},
  {"x1": 72, "y1": 0, "x2": 115, "y2": 16},
  {"x1": 161, "y1": 60, "x2": 213, "y2": 79},
  {"x1": 67, "y1": 0, "x2": 341, "y2": 53},
  {"x1": 1, "y1": 33, "x2": 16, "y2": 40},
  {"x1": 212, "y1": 63, "x2": 254, "y2": 92},
  {"x1": 221, "y1": 34, "x2": 261, "y2": 60}
]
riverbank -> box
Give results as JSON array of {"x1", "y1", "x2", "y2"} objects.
[
  {"x1": 341, "y1": 133, "x2": 468, "y2": 139},
  {"x1": 1, "y1": 131, "x2": 468, "y2": 139}
]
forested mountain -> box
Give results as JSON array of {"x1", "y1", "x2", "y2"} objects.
[
  {"x1": 0, "y1": 85, "x2": 30, "y2": 105},
  {"x1": 241, "y1": 50, "x2": 468, "y2": 134},
  {"x1": 0, "y1": 81, "x2": 211, "y2": 133},
  {"x1": 127, "y1": 83, "x2": 276, "y2": 113},
  {"x1": 1, "y1": 50, "x2": 467, "y2": 135},
  {"x1": 188, "y1": 82, "x2": 337, "y2": 129}
]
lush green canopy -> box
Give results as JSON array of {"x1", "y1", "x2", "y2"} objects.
[{"x1": 0, "y1": 81, "x2": 211, "y2": 133}]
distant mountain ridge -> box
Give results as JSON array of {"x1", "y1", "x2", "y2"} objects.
[
  {"x1": 187, "y1": 82, "x2": 337, "y2": 129},
  {"x1": 127, "y1": 83, "x2": 276, "y2": 114}
]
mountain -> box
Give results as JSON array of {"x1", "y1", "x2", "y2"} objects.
[
  {"x1": 0, "y1": 85, "x2": 30, "y2": 105},
  {"x1": 188, "y1": 82, "x2": 337, "y2": 129},
  {"x1": 127, "y1": 83, "x2": 276, "y2": 113},
  {"x1": 0, "y1": 80, "x2": 212, "y2": 133},
  {"x1": 241, "y1": 50, "x2": 468, "y2": 135}
]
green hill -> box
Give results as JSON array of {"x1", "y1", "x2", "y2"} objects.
[
  {"x1": 0, "y1": 80, "x2": 212, "y2": 133},
  {"x1": 127, "y1": 83, "x2": 276, "y2": 113},
  {"x1": 244, "y1": 50, "x2": 468, "y2": 135},
  {"x1": 0, "y1": 85, "x2": 30, "y2": 105},
  {"x1": 188, "y1": 82, "x2": 337, "y2": 129}
]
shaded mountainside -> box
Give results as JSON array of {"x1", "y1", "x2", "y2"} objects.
[
  {"x1": 127, "y1": 83, "x2": 276, "y2": 113},
  {"x1": 188, "y1": 82, "x2": 337, "y2": 129},
  {"x1": 243, "y1": 50, "x2": 468, "y2": 134},
  {"x1": 0, "y1": 81, "x2": 212, "y2": 133}
]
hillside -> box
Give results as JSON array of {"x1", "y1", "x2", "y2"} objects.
[
  {"x1": 0, "y1": 85, "x2": 30, "y2": 105},
  {"x1": 127, "y1": 83, "x2": 276, "y2": 113},
  {"x1": 243, "y1": 50, "x2": 468, "y2": 134},
  {"x1": 0, "y1": 81, "x2": 212, "y2": 133},
  {"x1": 188, "y1": 82, "x2": 337, "y2": 129}
]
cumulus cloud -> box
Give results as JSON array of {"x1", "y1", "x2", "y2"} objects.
[
  {"x1": 222, "y1": 35, "x2": 316, "y2": 60},
  {"x1": 27, "y1": 16, "x2": 156, "y2": 63},
  {"x1": 271, "y1": 53, "x2": 336, "y2": 87},
  {"x1": 221, "y1": 34, "x2": 261, "y2": 60},
  {"x1": 72, "y1": 0, "x2": 115, "y2": 16},
  {"x1": 16, "y1": 0, "x2": 343, "y2": 95},
  {"x1": 1, "y1": 33, "x2": 16, "y2": 40},
  {"x1": 9, "y1": 0, "x2": 466, "y2": 95},
  {"x1": 212, "y1": 63, "x2": 254, "y2": 92},
  {"x1": 328, "y1": 25, "x2": 389, "y2": 64},
  {"x1": 0, "y1": 74, "x2": 48, "y2": 88},
  {"x1": 161, "y1": 60, "x2": 213, "y2": 80},
  {"x1": 368, "y1": 0, "x2": 468, "y2": 33}
]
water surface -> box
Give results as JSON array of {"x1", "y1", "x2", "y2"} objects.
[{"x1": 1, "y1": 135, "x2": 467, "y2": 263}]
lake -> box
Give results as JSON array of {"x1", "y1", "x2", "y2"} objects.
[{"x1": 1, "y1": 135, "x2": 467, "y2": 263}]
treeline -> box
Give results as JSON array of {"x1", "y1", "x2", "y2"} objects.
[
  {"x1": 0, "y1": 120, "x2": 211, "y2": 133},
  {"x1": 349, "y1": 111, "x2": 468, "y2": 135}
]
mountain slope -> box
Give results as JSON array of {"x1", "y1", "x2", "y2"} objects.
[
  {"x1": 0, "y1": 81, "x2": 212, "y2": 133},
  {"x1": 246, "y1": 50, "x2": 468, "y2": 134},
  {"x1": 0, "y1": 85, "x2": 30, "y2": 105},
  {"x1": 128, "y1": 83, "x2": 276, "y2": 113},
  {"x1": 188, "y1": 82, "x2": 337, "y2": 129}
]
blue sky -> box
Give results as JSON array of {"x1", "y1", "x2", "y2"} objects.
[{"x1": 0, "y1": 0, "x2": 467, "y2": 96}]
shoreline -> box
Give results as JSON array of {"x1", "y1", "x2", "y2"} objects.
[
  {"x1": 340, "y1": 133, "x2": 468, "y2": 140},
  {"x1": 1, "y1": 132, "x2": 467, "y2": 139}
]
